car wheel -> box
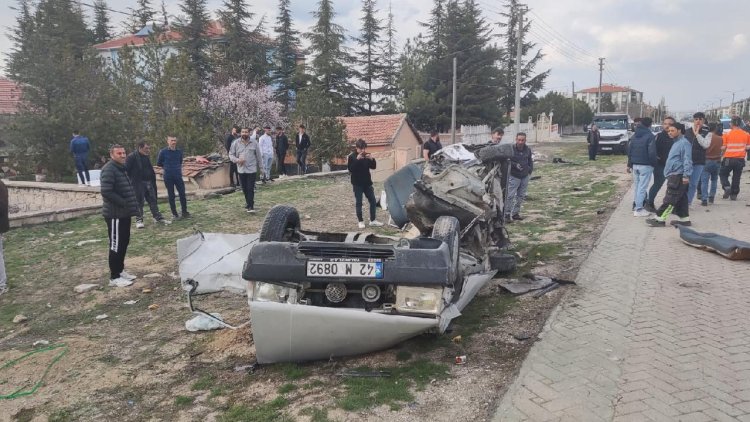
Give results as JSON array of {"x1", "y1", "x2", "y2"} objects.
[
  {"x1": 489, "y1": 250, "x2": 517, "y2": 274},
  {"x1": 260, "y1": 205, "x2": 301, "y2": 242},
  {"x1": 431, "y1": 216, "x2": 462, "y2": 300}
]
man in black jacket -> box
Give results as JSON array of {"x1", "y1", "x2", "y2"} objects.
[
  {"x1": 646, "y1": 117, "x2": 676, "y2": 212},
  {"x1": 225, "y1": 125, "x2": 240, "y2": 188},
  {"x1": 126, "y1": 141, "x2": 169, "y2": 228},
  {"x1": 347, "y1": 139, "x2": 383, "y2": 229},
  {"x1": 504, "y1": 133, "x2": 534, "y2": 222},
  {"x1": 276, "y1": 126, "x2": 289, "y2": 177},
  {"x1": 587, "y1": 124, "x2": 601, "y2": 161},
  {"x1": 101, "y1": 144, "x2": 139, "y2": 287},
  {"x1": 684, "y1": 112, "x2": 710, "y2": 206},
  {"x1": 296, "y1": 124, "x2": 311, "y2": 174}
]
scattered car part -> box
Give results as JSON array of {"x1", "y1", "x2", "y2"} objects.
[{"x1": 679, "y1": 226, "x2": 750, "y2": 260}]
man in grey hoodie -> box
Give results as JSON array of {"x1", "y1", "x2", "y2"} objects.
[
  {"x1": 229, "y1": 127, "x2": 263, "y2": 213},
  {"x1": 647, "y1": 123, "x2": 693, "y2": 227}
]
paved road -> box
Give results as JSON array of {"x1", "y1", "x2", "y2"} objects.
[{"x1": 494, "y1": 184, "x2": 750, "y2": 421}]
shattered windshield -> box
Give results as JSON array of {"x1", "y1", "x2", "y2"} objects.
[{"x1": 593, "y1": 118, "x2": 628, "y2": 130}]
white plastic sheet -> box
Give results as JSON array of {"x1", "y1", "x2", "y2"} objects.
[{"x1": 177, "y1": 233, "x2": 258, "y2": 294}]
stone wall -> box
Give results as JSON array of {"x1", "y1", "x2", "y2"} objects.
[{"x1": 7, "y1": 181, "x2": 101, "y2": 214}]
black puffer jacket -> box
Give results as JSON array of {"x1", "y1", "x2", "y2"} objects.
[{"x1": 100, "y1": 160, "x2": 138, "y2": 219}]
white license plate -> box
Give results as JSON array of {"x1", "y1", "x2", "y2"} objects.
[
  {"x1": 306, "y1": 259, "x2": 383, "y2": 279},
  {"x1": 601, "y1": 147, "x2": 613, "y2": 151}
]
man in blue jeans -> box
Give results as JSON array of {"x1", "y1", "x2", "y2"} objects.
[
  {"x1": 69, "y1": 130, "x2": 91, "y2": 186},
  {"x1": 700, "y1": 123, "x2": 723, "y2": 206},
  {"x1": 684, "y1": 112, "x2": 710, "y2": 206},
  {"x1": 646, "y1": 117, "x2": 675, "y2": 212},
  {"x1": 157, "y1": 135, "x2": 190, "y2": 219},
  {"x1": 627, "y1": 117, "x2": 657, "y2": 216}
]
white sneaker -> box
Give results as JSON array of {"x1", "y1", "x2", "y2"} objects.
[
  {"x1": 109, "y1": 277, "x2": 134, "y2": 287},
  {"x1": 120, "y1": 271, "x2": 137, "y2": 281},
  {"x1": 633, "y1": 209, "x2": 651, "y2": 217},
  {"x1": 369, "y1": 220, "x2": 384, "y2": 227},
  {"x1": 136, "y1": 221, "x2": 145, "y2": 229},
  {"x1": 358, "y1": 221, "x2": 366, "y2": 229}
]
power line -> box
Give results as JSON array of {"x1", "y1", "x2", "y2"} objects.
[
  {"x1": 79, "y1": 1, "x2": 131, "y2": 16},
  {"x1": 526, "y1": 29, "x2": 595, "y2": 65},
  {"x1": 528, "y1": 10, "x2": 596, "y2": 58}
]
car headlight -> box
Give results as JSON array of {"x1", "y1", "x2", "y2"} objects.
[
  {"x1": 251, "y1": 282, "x2": 290, "y2": 303},
  {"x1": 395, "y1": 286, "x2": 442, "y2": 315}
]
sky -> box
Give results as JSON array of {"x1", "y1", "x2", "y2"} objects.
[{"x1": 0, "y1": 0, "x2": 748, "y2": 114}]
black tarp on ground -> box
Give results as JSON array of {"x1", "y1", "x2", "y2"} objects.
[{"x1": 679, "y1": 226, "x2": 750, "y2": 260}]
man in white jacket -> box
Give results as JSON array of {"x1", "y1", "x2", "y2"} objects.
[{"x1": 259, "y1": 126, "x2": 275, "y2": 183}]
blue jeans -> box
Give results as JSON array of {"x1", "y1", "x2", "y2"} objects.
[
  {"x1": 163, "y1": 174, "x2": 187, "y2": 216},
  {"x1": 261, "y1": 154, "x2": 273, "y2": 181},
  {"x1": 700, "y1": 160, "x2": 720, "y2": 201},
  {"x1": 632, "y1": 164, "x2": 653, "y2": 210},
  {"x1": 687, "y1": 164, "x2": 704, "y2": 205},
  {"x1": 505, "y1": 175, "x2": 529, "y2": 217}
]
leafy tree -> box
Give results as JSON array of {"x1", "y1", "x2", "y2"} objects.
[
  {"x1": 378, "y1": 2, "x2": 400, "y2": 113},
  {"x1": 6, "y1": 0, "x2": 122, "y2": 179},
  {"x1": 354, "y1": 0, "x2": 384, "y2": 114},
  {"x1": 202, "y1": 80, "x2": 288, "y2": 146},
  {"x1": 271, "y1": 0, "x2": 301, "y2": 112},
  {"x1": 306, "y1": 0, "x2": 357, "y2": 115},
  {"x1": 92, "y1": 0, "x2": 111, "y2": 43},
  {"x1": 292, "y1": 84, "x2": 349, "y2": 167},
  {"x1": 174, "y1": 0, "x2": 210, "y2": 80},
  {"x1": 522, "y1": 91, "x2": 593, "y2": 127},
  {"x1": 496, "y1": 0, "x2": 550, "y2": 117},
  {"x1": 217, "y1": 0, "x2": 254, "y2": 82}
]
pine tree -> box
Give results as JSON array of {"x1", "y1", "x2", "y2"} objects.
[
  {"x1": 306, "y1": 0, "x2": 357, "y2": 115},
  {"x1": 421, "y1": 0, "x2": 445, "y2": 63},
  {"x1": 160, "y1": 0, "x2": 169, "y2": 27},
  {"x1": 174, "y1": 0, "x2": 210, "y2": 80},
  {"x1": 92, "y1": 0, "x2": 111, "y2": 43},
  {"x1": 354, "y1": 0, "x2": 384, "y2": 115},
  {"x1": 378, "y1": 2, "x2": 400, "y2": 113},
  {"x1": 497, "y1": 0, "x2": 549, "y2": 117},
  {"x1": 129, "y1": 0, "x2": 156, "y2": 32},
  {"x1": 271, "y1": 0, "x2": 301, "y2": 111},
  {"x1": 218, "y1": 0, "x2": 253, "y2": 81}
]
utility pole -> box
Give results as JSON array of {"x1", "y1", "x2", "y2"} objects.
[
  {"x1": 597, "y1": 57, "x2": 605, "y2": 113},
  {"x1": 451, "y1": 57, "x2": 457, "y2": 145},
  {"x1": 513, "y1": 4, "x2": 526, "y2": 136},
  {"x1": 571, "y1": 81, "x2": 576, "y2": 131}
]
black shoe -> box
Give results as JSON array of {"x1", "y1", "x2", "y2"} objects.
[
  {"x1": 512, "y1": 214, "x2": 524, "y2": 221},
  {"x1": 670, "y1": 219, "x2": 692, "y2": 227},
  {"x1": 504, "y1": 215, "x2": 513, "y2": 224},
  {"x1": 172, "y1": 213, "x2": 180, "y2": 220},
  {"x1": 730, "y1": 195, "x2": 737, "y2": 201},
  {"x1": 646, "y1": 217, "x2": 666, "y2": 227},
  {"x1": 181, "y1": 211, "x2": 191, "y2": 218},
  {"x1": 709, "y1": 197, "x2": 714, "y2": 204},
  {"x1": 701, "y1": 200, "x2": 708, "y2": 206},
  {"x1": 723, "y1": 190, "x2": 730, "y2": 199},
  {"x1": 644, "y1": 204, "x2": 657, "y2": 213}
]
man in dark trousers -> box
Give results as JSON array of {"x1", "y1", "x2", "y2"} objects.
[
  {"x1": 225, "y1": 125, "x2": 240, "y2": 189},
  {"x1": 646, "y1": 116, "x2": 676, "y2": 212},
  {"x1": 504, "y1": 133, "x2": 534, "y2": 222},
  {"x1": 70, "y1": 130, "x2": 91, "y2": 186},
  {"x1": 276, "y1": 126, "x2": 289, "y2": 177},
  {"x1": 0, "y1": 179, "x2": 8, "y2": 296},
  {"x1": 157, "y1": 135, "x2": 190, "y2": 219},
  {"x1": 348, "y1": 139, "x2": 384, "y2": 229},
  {"x1": 126, "y1": 141, "x2": 170, "y2": 228},
  {"x1": 587, "y1": 124, "x2": 600, "y2": 160},
  {"x1": 295, "y1": 124, "x2": 311, "y2": 174},
  {"x1": 229, "y1": 127, "x2": 263, "y2": 213},
  {"x1": 100, "y1": 144, "x2": 139, "y2": 287}
]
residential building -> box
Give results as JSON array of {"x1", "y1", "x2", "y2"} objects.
[
  {"x1": 575, "y1": 84, "x2": 644, "y2": 116},
  {"x1": 0, "y1": 77, "x2": 23, "y2": 166}
]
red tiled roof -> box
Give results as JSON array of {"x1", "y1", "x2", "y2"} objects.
[
  {"x1": 0, "y1": 77, "x2": 22, "y2": 115},
  {"x1": 339, "y1": 114, "x2": 410, "y2": 146},
  {"x1": 93, "y1": 21, "x2": 275, "y2": 51},
  {"x1": 577, "y1": 84, "x2": 640, "y2": 94},
  {"x1": 153, "y1": 157, "x2": 222, "y2": 178}
]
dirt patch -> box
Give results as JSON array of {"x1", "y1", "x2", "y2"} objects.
[{"x1": 0, "y1": 141, "x2": 630, "y2": 421}]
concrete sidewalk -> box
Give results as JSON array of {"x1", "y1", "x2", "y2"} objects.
[{"x1": 494, "y1": 187, "x2": 750, "y2": 421}]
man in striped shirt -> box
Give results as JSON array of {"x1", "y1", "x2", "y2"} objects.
[{"x1": 720, "y1": 117, "x2": 750, "y2": 200}]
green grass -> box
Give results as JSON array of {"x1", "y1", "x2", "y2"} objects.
[
  {"x1": 277, "y1": 383, "x2": 297, "y2": 394},
  {"x1": 219, "y1": 397, "x2": 291, "y2": 422},
  {"x1": 395, "y1": 350, "x2": 412, "y2": 361},
  {"x1": 47, "y1": 409, "x2": 73, "y2": 422},
  {"x1": 271, "y1": 363, "x2": 309, "y2": 381},
  {"x1": 191, "y1": 374, "x2": 215, "y2": 391},
  {"x1": 174, "y1": 395, "x2": 194, "y2": 406},
  {"x1": 300, "y1": 407, "x2": 334, "y2": 422},
  {"x1": 337, "y1": 360, "x2": 449, "y2": 411}
]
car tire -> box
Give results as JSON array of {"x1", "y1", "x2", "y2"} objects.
[
  {"x1": 489, "y1": 250, "x2": 517, "y2": 274},
  {"x1": 260, "y1": 204, "x2": 301, "y2": 242},
  {"x1": 431, "y1": 216, "x2": 462, "y2": 298}
]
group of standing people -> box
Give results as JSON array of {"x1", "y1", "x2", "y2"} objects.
[{"x1": 622, "y1": 113, "x2": 750, "y2": 228}]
